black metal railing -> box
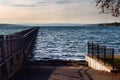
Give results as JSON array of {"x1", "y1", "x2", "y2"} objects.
[
  {"x1": 88, "y1": 42, "x2": 115, "y2": 70},
  {"x1": 0, "y1": 27, "x2": 39, "y2": 80}
]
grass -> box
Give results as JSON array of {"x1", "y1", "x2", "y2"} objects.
[
  {"x1": 113, "y1": 58, "x2": 120, "y2": 69},
  {"x1": 102, "y1": 58, "x2": 120, "y2": 70}
]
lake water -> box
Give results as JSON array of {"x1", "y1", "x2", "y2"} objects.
[
  {"x1": 0, "y1": 26, "x2": 30, "y2": 35},
  {"x1": 0, "y1": 25, "x2": 120, "y2": 61},
  {"x1": 33, "y1": 26, "x2": 120, "y2": 61}
]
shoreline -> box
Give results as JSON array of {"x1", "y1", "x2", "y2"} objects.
[{"x1": 27, "y1": 60, "x2": 87, "y2": 67}]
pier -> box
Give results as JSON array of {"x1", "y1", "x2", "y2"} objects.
[{"x1": 0, "y1": 27, "x2": 39, "y2": 80}]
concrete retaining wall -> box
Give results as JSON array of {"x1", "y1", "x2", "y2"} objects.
[{"x1": 85, "y1": 55, "x2": 113, "y2": 72}]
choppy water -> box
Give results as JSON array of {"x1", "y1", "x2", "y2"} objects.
[
  {"x1": 0, "y1": 26, "x2": 30, "y2": 35},
  {"x1": 33, "y1": 26, "x2": 120, "y2": 61},
  {"x1": 1, "y1": 25, "x2": 120, "y2": 61}
]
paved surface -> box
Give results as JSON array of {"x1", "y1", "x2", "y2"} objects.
[
  {"x1": 49, "y1": 66, "x2": 120, "y2": 80},
  {"x1": 10, "y1": 66, "x2": 120, "y2": 80}
]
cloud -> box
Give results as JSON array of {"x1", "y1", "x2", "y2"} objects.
[
  {"x1": 0, "y1": 0, "x2": 82, "y2": 7},
  {"x1": 0, "y1": 0, "x2": 46, "y2": 7},
  {"x1": 12, "y1": 4, "x2": 36, "y2": 7},
  {"x1": 13, "y1": 0, "x2": 71, "y2": 7},
  {"x1": 55, "y1": 0, "x2": 70, "y2": 4},
  {"x1": 1, "y1": 0, "x2": 119, "y2": 24},
  {"x1": 9, "y1": 0, "x2": 39, "y2": 7}
]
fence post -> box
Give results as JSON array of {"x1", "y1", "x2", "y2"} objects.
[
  {"x1": 92, "y1": 42, "x2": 94, "y2": 57},
  {"x1": 112, "y1": 48, "x2": 114, "y2": 70},
  {"x1": 103, "y1": 46, "x2": 106, "y2": 65},
  {"x1": 0, "y1": 36, "x2": 4, "y2": 62},
  {"x1": 88, "y1": 42, "x2": 89, "y2": 56},
  {"x1": 1, "y1": 36, "x2": 6, "y2": 61},
  {"x1": 97, "y1": 44, "x2": 99, "y2": 61}
]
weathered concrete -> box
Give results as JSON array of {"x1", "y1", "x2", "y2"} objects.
[
  {"x1": 85, "y1": 55, "x2": 113, "y2": 72},
  {"x1": 10, "y1": 65, "x2": 120, "y2": 80}
]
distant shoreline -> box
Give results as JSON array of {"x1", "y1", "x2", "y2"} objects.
[
  {"x1": 98, "y1": 22, "x2": 120, "y2": 27},
  {"x1": 0, "y1": 22, "x2": 120, "y2": 27}
]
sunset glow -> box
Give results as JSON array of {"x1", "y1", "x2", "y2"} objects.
[{"x1": 0, "y1": 0, "x2": 120, "y2": 24}]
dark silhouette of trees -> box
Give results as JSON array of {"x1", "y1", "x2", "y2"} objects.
[{"x1": 95, "y1": 0, "x2": 120, "y2": 17}]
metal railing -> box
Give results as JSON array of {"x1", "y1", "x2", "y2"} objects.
[
  {"x1": 0, "y1": 27, "x2": 39, "y2": 80},
  {"x1": 88, "y1": 42, "x2": 115, "y2": 70}
]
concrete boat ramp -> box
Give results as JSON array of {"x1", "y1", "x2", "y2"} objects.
[{"x1": 10, "y1": 60, "x2": 120, "y2": 80}]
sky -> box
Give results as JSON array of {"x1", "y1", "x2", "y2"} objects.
[{"x1": 0, "y1": 0, "x2": 120, "y2": 24}]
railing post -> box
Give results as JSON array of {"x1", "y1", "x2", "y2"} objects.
[
  {"x1": 112, "y1": 48, "x2": 114, "y2": 70},
  {"x1": 92, "y1": 42, "x2": 94, "y2": 57},
  {"x1": 97, "y1": 44, "x2": 99, "y2": 61},
  {"x1": 88, "y1": 42, "x2": 89, "y2": 56},
  {"x1": 1, "y1": 36, "x2": 6, "y2": 61},
  {"x1": 103, "y1": 46, "x2": 106, "y2": 65},
  {"x1": 0, "y1": 36, "x2": 4, "y2": 62}
]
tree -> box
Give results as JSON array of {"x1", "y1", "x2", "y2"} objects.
[{"x1": 95, "y1": 0, "x2": 120, "y2": 17}]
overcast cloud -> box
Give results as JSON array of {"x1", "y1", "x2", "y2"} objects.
[{"x1": 0, "y1": 0, "x2": 119, "y2": 24}]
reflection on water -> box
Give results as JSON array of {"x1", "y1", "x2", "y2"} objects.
[{"x1": 33, "y1": 26, "x2": 120, "y2": 61}]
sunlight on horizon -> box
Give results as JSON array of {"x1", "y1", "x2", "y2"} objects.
[{"x1": 0, "y1": 0, "x2": 120, "y2": 24}]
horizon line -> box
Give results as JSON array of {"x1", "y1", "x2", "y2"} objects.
[{"x1": 0, "y1": 22, "x2": 120, "y2": 26}]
